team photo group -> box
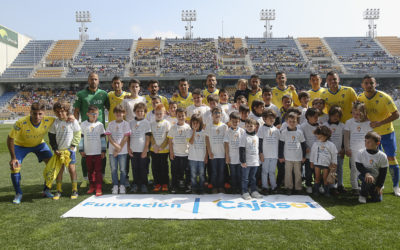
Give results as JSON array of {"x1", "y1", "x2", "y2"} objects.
[{"x1": 7, "y1": 71, "x2": 399, "y2": 205}]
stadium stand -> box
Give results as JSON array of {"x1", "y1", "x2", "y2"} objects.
[
  {"x1": 130, "y1": 39, "x2": 161, "y2": 76},
  {"x1": 298, "y1": 37, "x2": 331, "y2": 58},
  {"x1": 34, "y1": 69, "x2": 64, "y2": 78},
  {"x1": 10, "y1": 40, "x2": 53, "y2": 66},
  {"x1": 0, "y1": 68, "x2": 34, "y2": 79},
  {"x1": 376, "y1": 36, "x2": 400, "y2": 57},
  {"x1": 218, "y1": 38, "x2": 247, "y2": 58},
  {"x1": 46, "y1": 40, "x2": 80, "y2": 62},
  {"x1": 160, "y1": 38, "x2": 217, "y2": 76}
]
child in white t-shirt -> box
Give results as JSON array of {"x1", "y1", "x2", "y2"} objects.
[
  {"x1": 323, "y1": 105, "x2": 346, "y2": 193},
  {"x1": 79, "y1": 105, "x2": 107, "y2": 196},
  {"x1": 165, "y1": 101, "x2": 178, "y2": 126},
  {"x1": 186, "y1": 88, "x2": 210, "y2": 122},
  {"x1": 310, "y1": 126, "x2": 338, "y2": 196},
  {"x1": 205, "y1": 107, "x2": 228, "y2": 193},
  {"x1": 356, "y1": 132, "x2": 388, "y2": 203},
  {"x1": 312, "y1": 98, "x2": 328, "y2": 125},
  {"x1": 240, "y1": 118, "x2": 263, "y2": 200},
  {"x1": 203, "y1": 94, "x2": 229, "y2": 125},
  {"x1": 344, "y1": 101, "x2": 373, "y2": 193},
  {"x1": 168, "y1": 108, "x2": 192, "y2": 193},
  {"x1": 150, "y1": 104, "x2": 171, "y2": 192},
  {"x1": 122, "y1": 79, "x2": 146, "y2": 121},
  {"x1": 258, "y1": 109, "x2": 280, "y2": 194},
  {"x1": 146, "y1": 96, "x2": 162, "y2": 123},
  {"x1": 278, "y1": 112, "x2": 306, "y2": 195},
  {"x1": 248, "y1": 99, "x2": 265, "y2": 129},
  {"x1": 239, "y1": 104, "x2": 250, "y2": 129},
  {"x1": 300, "y1": 108, "x2": 320, "y2": 194},
  {"x1": 297, "y1": 91, "x2": 310, "y2": 124},
  {"x1": 224, "y1": 112, "x2": 245, "y2": 194},
  {"x1": 105, "y1": 105, "x2": 131, "y2": 194},
  {"x1": 49, "y1": 101, "x2": 81, "y2": 200},
  {"x1": 188, "y1": 114, "x2": 207, "y2": 194},
  {"x1": 128, "y1": 102, "x2": 151, "y2": 193}
]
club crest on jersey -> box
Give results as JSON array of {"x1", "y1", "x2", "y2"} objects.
[
  {"x1": 291, "y1": 136, "x2": 296, "y2": 142},
  {"x1": 252, "y1": 139, "x2": 257, "y2": 146},
  {"x1": 332, "y1": 128, "x2": 336, "y2": 133},
  {"x1": 375, "y1": 100, "x2": 379, "y2": 104},
  {"x1": 369, "y1": 159, "x2": 373, "y2": 165},
  {"x1": 357, "y1": 126, "x2": 361, "y2": 132},
  {"x1": 233, "y1": 133, "x2": 239, "y2": 139},
  {"x1": 13, "y1": 125, "x2": 21, "y2": 131},
  {"x1": 90, "y1": 126, "x2": 94, "y2": 132},
  {"x1": 178, "y1": 129, "x2": 183, "y2": 135},
  {"x1": 216, "y1": 129, "x2": 220, "y2": 135},
  {"x1": 341, "y1": 94, "x2": 345, "y2": 99}
]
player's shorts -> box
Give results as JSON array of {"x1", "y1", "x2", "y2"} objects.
[
  {"x1": 379, "y1": 131, "x2": 397, "y2": 157},
  {"x1": 14, "y1": 143, "x2": 53, "y2": 164}
]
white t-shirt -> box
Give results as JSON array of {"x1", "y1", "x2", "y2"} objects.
[
  {"x1": 280, "y1": 128, "x2": 306, "y2": 161},
  {"x1": 310, "y1": 140, "x2": 338, "y2": 167},
  {"x1": 239, "y1": 119, "x2": 246, "y2": 129},
  {"x1": 49, "y1": 119, "x2": 81, "y2": 151},
  {"x1": 355, "y1": 149, "x2": 388, "y2": 181},
  {"x1": 240, "y1": 133, "x2": 260, "y2": 166},
  {"x1": 219, "y1": 103, "x2": 232, "y2": 115},
  {"x1": 129, "y1": 118, "x2": 151, "y2": 153},
  {"x1": 80, "y1": 121, "x2": 105, "y2": 155},
  {"x1": 298, "y1": 106, "x2": 307, "y2": 125},
  {"x1": 188, "y1": 129, "x2": 207, "y2": 161},
  {"x1": 205, "y1": 122, "x2": 228, "y2": 158},
  {"x1": 146, "y1": 111, "x2": 156, "y2": 123},
  {"x1": 186, "y1": 105, "x2": 210, "y2": 121},
  {"x1": 203, "y1": 109, "x2": 229, "y2": 126},
  {"x1": 165, "y1": 116, "x2": 178, "y2": 127},
  {"x1": 122, "y1": 96, "x2": 146, "y2": 121},
  {"x1": 265, "y1": 103, "x2": 280, "y2": 118},
  {"x1": 318, "y1": 114, "x2": 329, "y2": 125},
  {"x1": 323, "y1": 121, "x2": 345, "y2": 151},
  {"x1": 105, "y1": 120, "x2": 131, "y2": 155},
  {"x1": 344, "y1": 118, "x2": 373, "y2": 152},
  {"x1": 224, "y1": 127, "x2": 245, "y2": 164},
  {"x1": 279, "y1": 122, "x2": 301, "y2": 132},
  {"x1": 257, "y1": 124, "x2": 280, "y2": 159},
  {"x1": 300, "y1": 122, "x2": 319, "y2": 159},
  {"x1": 168, "y1": 123, "x2": 191, "y2": 156},
  {"x1": 248, "y1": 112, "x2": 264, "y2": 127},
  {"x1": 150, "y1": 119, "x2": 171, "y2": 150}
]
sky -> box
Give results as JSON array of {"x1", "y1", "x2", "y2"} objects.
[{"x1": 1, "y1": 0, "x2": 399, "y2": 40}]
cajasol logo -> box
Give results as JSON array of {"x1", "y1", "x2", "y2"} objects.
[{"x1": 216, "y1": 199, "x2": 321, "y2": 211}]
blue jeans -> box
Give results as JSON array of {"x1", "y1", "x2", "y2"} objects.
[
  {"x1": 229, "y1": 164, "x2": 242, "y2": 190},
  {"x1": 242, "y1": 166, "x2": 258, "y2": 194},
  {"x1": 189, "y1": 160, "x2": 205, "y2": 191},
  {"x1": 261, "y1": 158, "x2": 277, "y2": 189},
  {"x1": 109, "y1": 154, "x2": 128, "y2": 186},
  {"x1": 210, "y1": 158, "x2": 225, "y2": 188}
]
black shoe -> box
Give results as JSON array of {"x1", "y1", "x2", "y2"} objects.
[
  {"x1": 271, "y1": 188, "x2": 278, "y2": 194},
  {"x1": 261, "y1": 188, "x2": 269, "y2": 195},
  {"x1": 286, "y1": 189, "x2": 292, "y2": 195},
  {"x1": 338, "y1": 185, "x2": 347, "y2": 193},
  {"x1": 170, "y1": 187, "x2": 177, "y2": 194},
  {"x1": 185, "y1": 186, "x2": 192, "y2": 193}
]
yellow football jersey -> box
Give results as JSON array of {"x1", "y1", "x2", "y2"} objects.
[
  {"x1": 9, "y1": 116, "x2": 56, "y2": 147},
  {"x1": 108, "y1": 91, "x2": 130, "y2": 122},
  {"x1": 202, "y1": 88, "x2": 220, "y2": 106},
  {"x1": 171, "y1": 92, "x2": 194, "y2": 109},
  {"x1": 308, "y1": 87, "x2": 327, "y2": 113},
  {"x1": 271, "y1": 86, "x2": 300, "y2": 109},
  {"x1": 248, "y1": 90, "x2": 262, "y2": 110},
  {"x1": 320, "y1": 86, "x2": 357, "y2": 123},
  {"x1": 358, "y1": 90, "x2": 398, "y2": 135},
  {"x1": 144, "y1": 95, "x2": 169, "y2": 112}
]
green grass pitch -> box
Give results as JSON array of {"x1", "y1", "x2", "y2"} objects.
[{"x1": 0, "y1": 122, "x2": 399, "y2": 249}]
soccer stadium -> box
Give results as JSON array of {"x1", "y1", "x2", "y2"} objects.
[{"x1": 1, "y1": 1, "x2": 400, "y2": 249}]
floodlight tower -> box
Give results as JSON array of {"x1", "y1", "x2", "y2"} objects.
[
  {"x1": 181, "y1": 10, "x2": 197, "y2": 39},
  {"x1": 363, "y1": 8, "x2": 380, "y2": 38},
  {"x1": 260, "y1": 9, "x2": 275, "y2": 38},
  {"x1": 76, "y1": 11, "x2": 91, "y2": 42}
]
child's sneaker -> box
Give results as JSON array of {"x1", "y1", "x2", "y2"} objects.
[
  {"x1": 13, "y1": 193, "x2": 22, "y2": 204},
  {"x1": 162, "y1": 184, "x2": 168, "y2": 192},
  {"x1": 70, "y1": 191, "x2": 79, "y2": 199},
  {"x1": 80, "y1": 180, "x2": 88, "y2": 188},
  {"x1": 251, "y1": 191, "x2": 263, "y2": 199},
  {"x1": 119, "y1": 185, "x2": 126, "y2": 194},
  {"x1": 87, "y1": 187, "x2": 95, "y2": 194},
  {"x1": 185, "y1": 186, "x2": 192, "y2": 193},
  {"x1": 43, "y1": 189, "x2": 54, "y2": 198},
  {"x1": 141, "y1": 184, "x2": 148, "y2": 193},
  {"x1": 338, "y1": 185, "x2": 347, "y2": 193},
  {"x1": 112, "y1": 185, "x2": 119, "y2": 194},
  {"x1": 53, "y1": 192, "x2": 62, "y2": 200},
  {"x1": 242, "y1": 192, "x2": 251, "y2": 200},
  {"x1": 306, "y1": 186, "x2": 313, "y2": 194},
  {"x1": 153, "y1": 184, "x2": 161, "y2": 192},
  {"x1": 95, "y1": 189, "x2": 102, "y2": 196},
  {"x1": 224, "y1": 182, "x2": 231, "y2": 189},
  {"x1": 207, "y1": 183, "x2": 213, "y2": 189},
  {"x1": 170, "y1": 187, "x2": 177, "y2": 194},
  {"x1": 393, "y1": 186, "x2": 400, "y2": 197},
  {"x1": 130, "y1": 184, "x2": 138, "y2": 193},
  {"x1": 358, "y1": 195, "x2": 367, "y2": 204}
]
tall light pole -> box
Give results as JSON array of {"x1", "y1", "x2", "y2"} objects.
[
  {"x1": 260, "y1": 9, "x2": 275, "y2": 38},
  {"x1": 181, "y1": 10, "x2": 196, "y2": 40},
  {"x1": 363, "y1": 8, "x2": 379, "y2": 38},
  {"x1": 76, "y1": 11, "x2": 91, "y2": 42}
]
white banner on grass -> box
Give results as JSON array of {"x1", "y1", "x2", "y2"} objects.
[{"x1": 61, "y1": 194, "x2": 334, "y2": 220}]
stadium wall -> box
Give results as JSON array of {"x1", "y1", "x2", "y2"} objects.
[{"x1": 0, "y1": 25, "x2": 31, "y2": 74}]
